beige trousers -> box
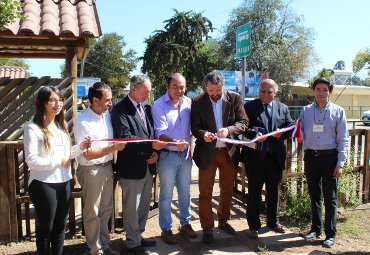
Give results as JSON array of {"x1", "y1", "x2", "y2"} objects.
[{"x1": 77, "y1": 164, "x2": 114, "y2": 253}]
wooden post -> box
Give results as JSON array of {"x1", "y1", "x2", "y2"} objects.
[
  {"x1": 7, "y1": 144, "x2": 18, "y2": 242},
  {"x1": 0, "y1": 142, "x2": 11, "y2": 242},
  {"x1": 363, "y1": 130, "x2": 370, "y2": 202},
  {"x1": 65, "y1": 47, "x2": 78, "y2": 125}
]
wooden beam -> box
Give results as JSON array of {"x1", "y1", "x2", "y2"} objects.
[
  {"x1": 0, "y1": 48, "x2": 65, "y2": 54},
  {"x1": 0, "y1": 53, "x2": 66, "y2": 59},
  {"x1": 0, "y1": 143, "x2": 11, "y2": 242},
  {"x1": 0, "y1": 37, "x2": 88, "y2": 48},
  {"x1": 65, "y1": 47, "x2": 78, "y2": 123}
]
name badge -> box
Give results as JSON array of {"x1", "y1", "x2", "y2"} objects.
[{"x1": 313, "y1": 124, "x2": 324, "y2": 133}]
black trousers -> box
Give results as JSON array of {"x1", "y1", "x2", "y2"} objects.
[
  {"x1": 304, "y1": 152, "x2": 338, "y2": 238},
  {"x1": 246, "y1": 153, "x2": 282, "y2": 230},
  {"x1": 29, "y1": 179, "x2": 71, "y2": 255}
]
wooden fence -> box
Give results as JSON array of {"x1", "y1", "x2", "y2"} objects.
[
  {"x1": 0, "y1": 141, "x2": 159, "y2": 243},
  {"x1": 1, "y1": 129, "x2": 369, "y2": 243},
  {"x1": 234, "y1": 129, "x2": 370, "y2": 206},
  {"x1": 0, "y1": 76, "x2": 75, "y2": 141}
]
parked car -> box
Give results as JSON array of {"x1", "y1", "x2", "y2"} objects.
[{"x1": 362, "y1": 110, "x2": 370, "y2": 125}]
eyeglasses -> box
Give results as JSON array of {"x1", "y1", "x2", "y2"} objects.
[
  {"x1": 259, "y1": 90, "x2": 273, "y2": 94},
  {"x1": 48, "y1": 98, "x2": 64, "y2": 104}
]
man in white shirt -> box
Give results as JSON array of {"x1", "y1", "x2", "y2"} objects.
[{"x1": 74, "y1": 82, "x2": 125, "y2": 255}]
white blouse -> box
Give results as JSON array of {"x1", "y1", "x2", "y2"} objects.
[{"x1": 24, "y1": 121, "x2": 83, "y2": 185}]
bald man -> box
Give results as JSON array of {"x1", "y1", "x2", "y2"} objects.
[{"x1": 242, "y1": 79, "x2": 292, "y2": 239}]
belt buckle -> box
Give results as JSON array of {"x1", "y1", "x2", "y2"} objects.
[{"x1": 313, "y1": 150, "x2": 319, "y2": 157}]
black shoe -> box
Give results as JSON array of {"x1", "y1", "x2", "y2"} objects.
[
  {"x1": 161, "y1": 230, "x2": 177, "y2": 245},
  {"x1": 218, "y1": 223, "x2": 236, "y2": 236},
  {"x1": 202, "y1": 233, "x2": 216, "y2": 244},
  {"x1": 268, "y1": 224, "x2": 286, "y2": 233},
  {"x1": 245, "y1": 229, "x2": 259, "y2": 239},
  {"x1": 323, "y1": 237, "x2": 336, "y2": 248},
  {"x1": 141, "y1": 238, "x2": 156, "y2": 247},
  {"x1": 302, "y1": 231, "x2": 321, "y2": 241},
  {"x1": 128, "y1": 245, "x2": 152, "y2": 255}
]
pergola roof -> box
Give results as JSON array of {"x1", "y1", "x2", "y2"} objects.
[{"x1": 0, "y1": 0, "x2": 102, "y2": 59}]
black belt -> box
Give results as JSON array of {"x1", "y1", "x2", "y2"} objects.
[
  {"x1": 94, "y1": 160, "x2": 112, "y2": 167},
  {"x1": 215, "y1": 147, "x2": 227, "y2": 151},
  {"x1": 305, "y1": 149, "x2": 337, "y2": 157}
]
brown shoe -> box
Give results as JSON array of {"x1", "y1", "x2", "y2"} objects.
[
  {"x1": 179, "y1": 224, "x2": 197, "y2": 239},
  {"x1": 161, "y1": 230, "x2": 177, "y2": 245},
  {"x1": 246, "y1": 229, "x2": 259, "y2": 239},
  {"x1": 269, "y1": 224, "x2": 286, "y2": 233}
]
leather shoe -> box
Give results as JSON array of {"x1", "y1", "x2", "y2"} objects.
[
  {"x1": 202, "y1": 233, "x2": 216, "y2": 244},
  {"x1": 128, "y1": 245, "x2": 152, "y2": 255},
  {"x1": 323, "y1": 237, "x2": 336, "y2": 248},
  {"x1": 302, "y1": 231, "x2": 321, "y2": 241},
  {"x1": 179, "y1": 224, "x2": 197, "y2": 238},
  {"x1": 141, "y1": 238, "x2": 156, "y2": 247},
  {"x1": 269, "y1": 224, "x2": 286, "y2": 233},
  {"x1": 161, "y1": 230, "x2": 177, "y2": 245},
  {"x1": 218, "y1": 223, "x2": 236, "y2": 236},
  {"x1": 246, "y1": 229, "x2": 258, "y2": 239}
]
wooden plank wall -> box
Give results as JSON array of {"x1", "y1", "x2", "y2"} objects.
[{"x1": 0, "y1": 76, "x2": 74, "y2": 141}]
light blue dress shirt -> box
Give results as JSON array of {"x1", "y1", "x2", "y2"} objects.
[{"x1": 299, "y1": 102, "x2": 349, "y2": 167}]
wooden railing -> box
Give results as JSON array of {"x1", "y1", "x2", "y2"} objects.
[
  {"x1": 1, "y1": 129, "x2": 369, "y2": 243},
  {"x1": 234, "y1": 129, "x2": 370, "y2": 204},
  {"x1": 0, "y1": 141, "x2": 159, "y2": 243}
]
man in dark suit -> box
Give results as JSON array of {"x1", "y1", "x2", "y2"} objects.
[
  {"x1": 111, "y1": 75, "x2": 166, "y2": 255},
  {"x1": 191, "y1": 70, "x2": 248, "y2": 244},
  {"x1": 242, "y1": 78, "x2": 292, "y2": 239}
]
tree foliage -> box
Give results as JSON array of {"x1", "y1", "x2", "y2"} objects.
[
  {"x1": 220, "y1": 0, "x2": 317, "y2": 101},
  {"x1": 352, "y1": 47, "x2": 370, "y2": 75},
  {"x1": 61, "y1": 33, "x2": 136, "y2": 95},
  {"x1": 0, "y1": 0, "x2": 23, "y2": 30},
  {"x1": 142, "y1": 9, "x2": 217, "y2": 96}
]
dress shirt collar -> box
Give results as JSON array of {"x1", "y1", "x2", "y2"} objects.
[
  {"x1": 164, "y1": 91, "x2": 183, "y2": 106},
  {"x1": 314, "y1": 101, "x2": 331, "y2": 110},
  {"x1": 87, "y1": 106, "x2": 104, "y2": 120},
  {"x1": 208, "y1": 93, "x2": 224, "y2": 104}
]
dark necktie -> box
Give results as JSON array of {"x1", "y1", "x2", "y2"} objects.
[
  {"x1": 137, "y1": 104, "x2": 147, "y2": 130},
  {"x1": 264, "y1": 104, "x2": 272, "y2": 132}
]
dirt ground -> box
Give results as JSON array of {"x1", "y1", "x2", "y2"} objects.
[{"x1": 1, "y1": 173, "x2": 370, "y2": 255}]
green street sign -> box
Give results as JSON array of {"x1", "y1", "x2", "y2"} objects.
[{"x1": 236, "y1": 23, "x2": 251, "y2": 57}]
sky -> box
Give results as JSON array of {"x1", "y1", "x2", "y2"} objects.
[{"x1": 27, "y1": 0, "x2": 370, "y2": 80}]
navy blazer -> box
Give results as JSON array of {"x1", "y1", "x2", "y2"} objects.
[
  {"x1": 242, "y1": 98, "x2": 292, "y2": 171},
  {"x1": 111, "y1": 96, "x2": 156, "y2": 179}
]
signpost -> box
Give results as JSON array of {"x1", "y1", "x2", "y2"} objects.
[
  {"x1": 236, "y1": 23, "x2": 251, "y2": 103},
  {"x1": 236, "y1": 23, "x2": 251, "y2": 58}
]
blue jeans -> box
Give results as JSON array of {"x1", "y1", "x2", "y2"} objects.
[{"x1": 158, "y1": 150, "x2": 192, "y2": 230}]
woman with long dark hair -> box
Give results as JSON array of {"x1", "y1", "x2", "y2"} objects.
[{"x1": 24, "y1": 86, "x2": 88, "y2": 255}]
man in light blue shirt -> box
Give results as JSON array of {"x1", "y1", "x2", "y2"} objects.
[
  {"x1": 151, "y1": 73, "x2": 195, "y2": 245},
  {"x1": 299, "y1": 77, "x2": 349, "y2": 248}
]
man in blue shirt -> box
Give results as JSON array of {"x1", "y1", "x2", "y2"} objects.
[
  {"x1": 151, "y1": 73, "x2": 195, "y2": 244},
  {"x1": 299, "y1": 77, "x2": 349, "y2": 248}
]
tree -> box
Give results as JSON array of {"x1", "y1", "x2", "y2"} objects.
[
  {"x1": 220, "y1": 0, "x2": 317, "y2": 102},
  {"x1": 142, "y1": 9, "x2": 215, "y2": 96},
  {"x1": 352, "y1": 47, "x2": 370, "y2": 75},
  {"x1": 0, "y1": 0, "x2": 23, "y2": 30},
  {"x1": 61, "y1": 33, "x2": 136, "y2": 95}
]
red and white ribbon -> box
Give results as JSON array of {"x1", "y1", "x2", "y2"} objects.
[
  {"x1": 86, "y1": 137, "x2": 191, "y2": 160},
  {"x1": 217, "y1": 120, "x2": 300, "y2": 145}
]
